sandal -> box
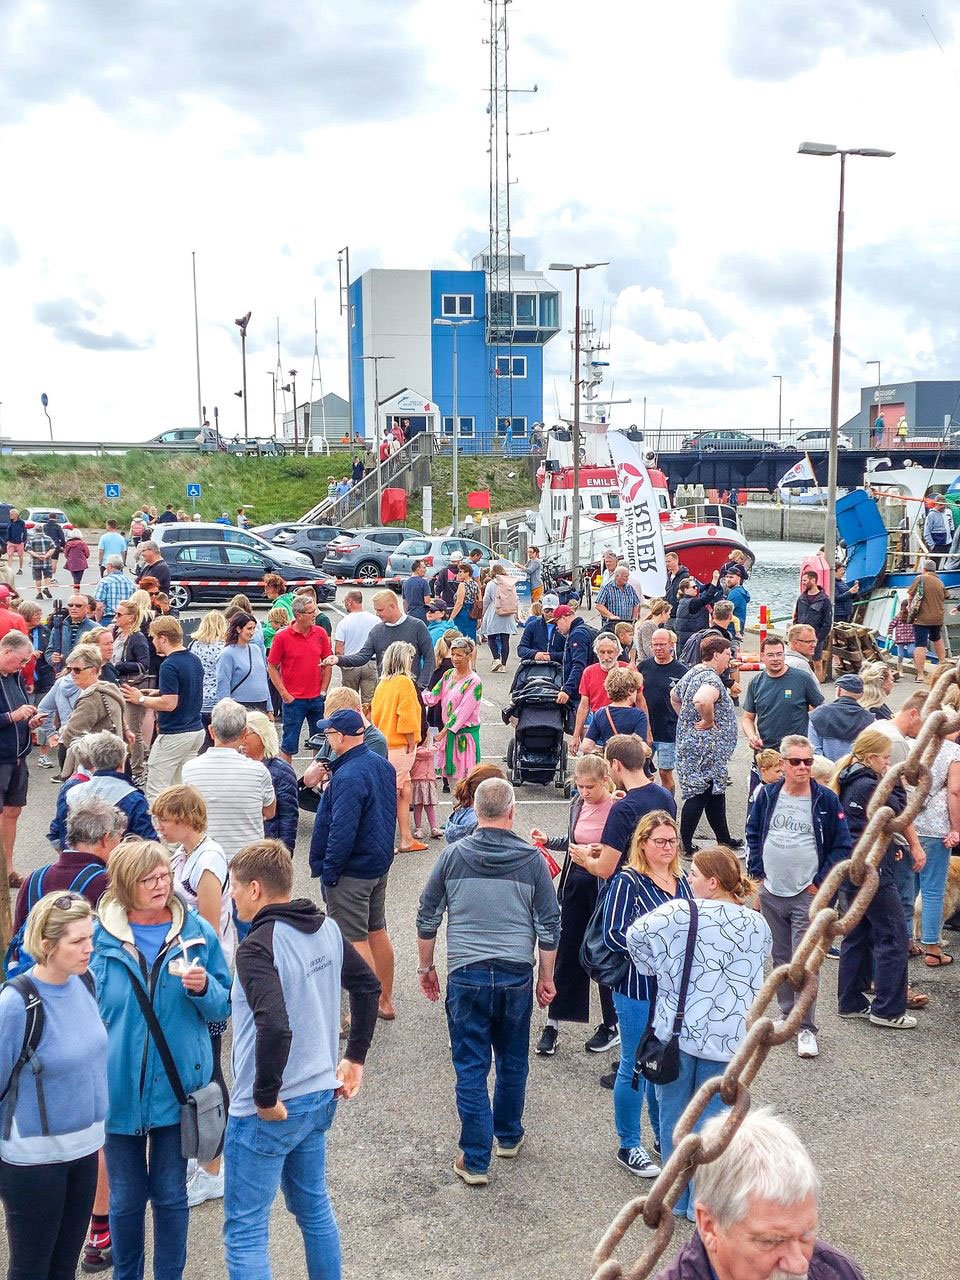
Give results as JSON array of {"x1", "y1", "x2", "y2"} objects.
[
  {"x1": 907, "y1": 942, "x2": 924, "y2": 957},
  {"x1": 906, "y1": 989, "x2": 929, "y2": 1009},
  {"x1": 923, "y1": 951, "x2": 954, "y2": 967},
  {"x1": 396, "y1": 840, "x2": 428, "y2": 853}
]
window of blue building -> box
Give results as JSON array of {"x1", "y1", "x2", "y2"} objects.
[
  {"x1": 539, "y1": 292, "x2": 560, "y2": 330},
  {"x1": 495, "y1": 416, "x2": 527, "y2": 437},
  {"x1": 495, "y1": 355, "x2": 527, "y2": 378},
  {"x1": 443, "y1": 415, "x2": 476, "y2": 437},
  {"x1": 515, "y1": 294, "x2": 537, "y2": 325},
  {"x1": 441, "y1": 294, "x2": 474, "y2": 317}
]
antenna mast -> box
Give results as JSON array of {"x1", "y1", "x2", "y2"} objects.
[
  {"x1": 487, "y1": 0, "x2": 514, "y2": 442},
  {"x1": 310, "y1": 298, "x2": 327, "y2": 445}
]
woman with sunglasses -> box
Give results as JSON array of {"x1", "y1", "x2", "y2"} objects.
[
  {"x1": 58, "y1": 646, "x2": 126, "y2": 776},
  {"x1": 0, "y1": 892, "x2": 108, "y2": 1280},
  {"x1": 90, "y1": 839, "x2": 230, "y2": 1280},
  {"x1": 601, "y1": 809, "x2": 692, "y2": 1180},
  {"x1": 625, "y1": 845, "x2": 771, "y2": 1221},
  {"x1": 746, "y1": 733, "x2": 853, "y2": 1060}
]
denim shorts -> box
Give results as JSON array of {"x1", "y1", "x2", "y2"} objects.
[
  {"x1": 913, "y1": 624, "x2": 942, "y2": 647},
  {"x1": 653, "y1": 740, "x2": 677, "y2": 770}
]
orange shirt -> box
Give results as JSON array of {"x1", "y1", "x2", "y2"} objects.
[{"x1": 370, "y1": 674, "x2": 422, "y2": 749}]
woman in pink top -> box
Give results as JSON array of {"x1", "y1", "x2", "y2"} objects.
[{"x1": 529, "y1": 753, "x2": 618, "y2": 1057}]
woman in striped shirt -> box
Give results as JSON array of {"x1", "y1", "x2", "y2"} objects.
[{"x1": 602, "y1": 810, "x2": 691, "y2": 1179}]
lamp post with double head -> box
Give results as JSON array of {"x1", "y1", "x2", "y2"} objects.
[
  {"x1": 234, "y1": 312, "x2": 251, "y2": 444},
  {"x1": 798, "y1": 142, "x2": 894, "y2": 614},
  {"x1": 433, "y1": 318, "x2": 478, "y2": 534},
  {"x1": 549, "y1": 262, "x2": 608, "y2": 570}
]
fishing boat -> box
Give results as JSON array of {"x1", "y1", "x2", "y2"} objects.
[{"x1": 531, "y1": 319, "x2": 754, "y2": 579}]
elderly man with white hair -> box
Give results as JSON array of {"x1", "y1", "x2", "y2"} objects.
[
  {"x1": 416, "y1": 777, "x2": 560, "y2": 1187},
  {"x1": 651, "y1": 1107, "x2": 865, "y2": 1280},
  {"x1": 92, "y1": 554, "x2": 136, "y2": 623},
  {"x1": 595, "y1": 563, "x2": 643, "y2": 629}
]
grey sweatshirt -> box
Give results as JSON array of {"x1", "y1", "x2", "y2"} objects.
[
  {"x1": 337, "y1": 615, "x2": 435, "y2": 687},
  {"x1": 417, "y1": 827, "x2": 561, "y2": 972}
]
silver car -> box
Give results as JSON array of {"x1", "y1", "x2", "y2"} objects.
[{"x1": 385, "y1": 536, "x2": 493, "y2": 582}]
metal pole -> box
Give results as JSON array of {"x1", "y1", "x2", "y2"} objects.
[
  {"x1": 268, "y1": 371, "x2": 277, "y2": 438},
  {"x1": 291, "y1": 372, "x2": 299, "y2": 452},
  {"x1": 776, "y1": 376, "x2": 782, "y2": 436},
  {"x1": 571, "y1": 267, "x2": 582, "y2": 572},
  {"x1": 192, "y1": 252, "x2": 203, "y2": 429},
  {"x1": 241, "y1": 329, "x2": 249, "y2": 444},
  {"x1": 825, "y1": 152, "x2": 846, "y2": 621},
  {"x1": 373, "y1": 358, "x2": 381, "y2": 501},
  {"x1": 452, "y1": 323, "x2": 460, "y2": 534},
  {"x1": 339, "y1": 246, "x2": 353, "y2": 439}
]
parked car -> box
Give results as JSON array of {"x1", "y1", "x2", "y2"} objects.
[
  {"x1": 161, "y1": 543, "x2": 335, "y2": 611},
  {"x1": 149, "y1": 520, "x2": 312, "y2": 569},
  {"x1": 145, "y1": 427, "x2": 219, "y2": 451},
  {"x1": 792, "y1": 429, "x2": 852, "y2": 452},
  {"x1": 385, "y1": 536, "x2": 493, "y2": 582},
  {"x1": 271, "y1": 524, "x2": 348, "y2": 567},
  {"x1": 0, "y1": 502, "x2": 12, "y2": 545},
  {"x1": 321, "y1": 527, "x2": 423, "y2": 585},
  {"x1": 23, "y1": 506, "x2": 76, "y2": 531},
  {"x1": 681, "y1": 431, "x2": 783, "y2": 453}
]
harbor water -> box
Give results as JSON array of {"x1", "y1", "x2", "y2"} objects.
[{"x1": 747, "y1": 537, "x2": 819, "y2": 626}]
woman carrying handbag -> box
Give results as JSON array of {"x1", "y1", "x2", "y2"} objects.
[{"x1": 625, "y1": 845, "x2": 771, "y2": 1221}]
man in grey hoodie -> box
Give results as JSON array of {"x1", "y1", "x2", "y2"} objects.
[
  {"x1": 807, "y1": 674, "x2": 875, "y2": 762},
  {"x1": 416, "y1": 777, "x2": 560, "y2": 1186}
]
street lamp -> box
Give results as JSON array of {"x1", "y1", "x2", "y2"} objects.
[
  {"x1": 40, "y1": 392, "x2": 53, "y2": 442},
  {"x1": 288, "y1": 370, "x2": 299, "y2": 453},
  {"x1": 866, "y1": 360, "x2": 882, "y2": 445},
  {"x1": 772, "y1": 375, "x2": 783, "y2": 440},
  {"x1": 433, "y1": 318, "x2": 479, "y2": 534},
  {"x1": 549, "y1": 262, "x2": 608, "y2": 569},
  {"x1": 266, "y1": 371, "x2": 277, "y2": 439},
  {"x1": 234, "y1": 311, "x2": 251, "y2": 444},
  {"x1": 359, "y1": 354, "x2": 396, "y2": 507},
  {"x1": 798, "y1": 142, "x2": 894, "y2": 615}
]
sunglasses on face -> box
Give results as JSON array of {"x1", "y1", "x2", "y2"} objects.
[
  {"x1": 784, "y1": 757, "x2": 814, "y2": 767},
  {"x1": 66, "y1": 665, "x2": 90, "y2": 674}
]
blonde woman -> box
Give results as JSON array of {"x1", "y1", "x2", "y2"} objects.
[
  {"x1": 370, "y1": 640, "x2": 426, "y2": 853},
  {"x1": 90, "y1": 840, "x2": 230, "y2": 1280},
  {"x1": 243, "y1": 710, "x2": 299, "y2": 853},
  {"x1": 859, "y1": 660, "x2": 894, "y2": 720},
  {"x1": 59, "y1": 646, "x2": 126, "y2": 775},
  {"x1": 0, "y1": 892, "x2": 107, "y2": 1280},
  {"x1": 634, "y1": 598, "x2": 672, "y2": 662}
]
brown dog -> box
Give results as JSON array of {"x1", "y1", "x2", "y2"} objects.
[{"x1": 914, "y1": 856, "x2": 960, "y2": 938}]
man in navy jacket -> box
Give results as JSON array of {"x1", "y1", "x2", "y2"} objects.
[
  {"x1": 554, "y1": 608, "x2": 594, "y2": 705},
  {"x1": 517, "y1": 592, "x2": 566, "y2": 664},
  {"x1": 309, "y1": 708, "x2": 398, "y2": 1019}
]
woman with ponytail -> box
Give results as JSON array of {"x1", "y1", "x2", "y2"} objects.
[{"x1": 625, "y1": 844, "x2": 771, "y2": 1221}]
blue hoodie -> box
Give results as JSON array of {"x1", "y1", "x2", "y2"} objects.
[
  {"x1": 90, "y1": 896, "x2": 230, "y2": 1135},
  {"x1": 725, "y1": 583, "x2": 751, "y2": 632}
]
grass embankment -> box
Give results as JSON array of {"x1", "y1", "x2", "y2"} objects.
[{"x1": 0, "y1": 451, "x2": 539, "y2": 530}]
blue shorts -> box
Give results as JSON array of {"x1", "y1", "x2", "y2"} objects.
[
  {"x1": 913, "y1": 624, "x2": 942, "y2": 647},
  {"x1": 653, "y1": 741, "x2": 676, "y2": 770},
  {"x1": 280, "y1": 695, "x2": 326, "y2": 756}
]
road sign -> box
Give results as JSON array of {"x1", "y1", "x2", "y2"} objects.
[
  {"x1": 104, "y1": 482, "x2": 121, "y2": 499},
  {"x1": 186, "y1": 483, "x2": 202, "y2": 498}
]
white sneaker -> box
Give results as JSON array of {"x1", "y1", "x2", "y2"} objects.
[
  {"x1": 869, "y1": 1012, "x2": 917, "y2": 1030},
  {"x1": 797, "y1": 1029, "x2": 819, "y2": 1059},
  {"x1": 187, "y1": 1167, "x2": 224, "y2": 1207}
]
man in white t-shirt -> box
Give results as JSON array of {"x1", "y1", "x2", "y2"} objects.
[
  {"x1": 873, "y1": 690, "x2": 924, "y2": 766},
  {"x1": 182, "y1": 698, "x2": 275, "y2": 861},
  {"x1": 333, "y1": 590, "x2": 379, "y2": 708}
]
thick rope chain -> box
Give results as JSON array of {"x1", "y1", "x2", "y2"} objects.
[{"x1": 590, "y1": 662, "x2": 960, "y2": 1280}]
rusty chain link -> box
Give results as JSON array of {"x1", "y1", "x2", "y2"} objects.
[{"x1": 590, "y1": 661, "x2": 960, "y2": 1280}]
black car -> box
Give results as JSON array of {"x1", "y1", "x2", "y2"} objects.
[
  {"x1": 270, "y1": 524, "x2": 347, "y2": 567},
  {"x1": 161, "y1": 542, "x2": 336, "y2": 610}
]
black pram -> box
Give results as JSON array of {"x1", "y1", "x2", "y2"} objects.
[{"x1": 501, "y1": 660, "x2": 571, "y2": 788}]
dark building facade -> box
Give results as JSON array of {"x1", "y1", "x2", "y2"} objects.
[{"x1": 841, "y1": 380, "x2": 960, "y2": 448}]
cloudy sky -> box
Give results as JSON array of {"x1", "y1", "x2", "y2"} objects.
[{"x1": 2, "y1": 0, "x2": 959, "y2": 443}]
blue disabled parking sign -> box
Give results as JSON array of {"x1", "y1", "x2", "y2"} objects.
[
  {"x1": 186, "y1": 483, "x2": 202, "y2": 498},
  {"x1": 104, "y1": 482, "x2": 121, "y2": 499}
]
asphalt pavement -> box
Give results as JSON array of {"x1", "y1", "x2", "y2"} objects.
[{"x1": 2, "y1": 569, "x2": 957, "y2": 1280}]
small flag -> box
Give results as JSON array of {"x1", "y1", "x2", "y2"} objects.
[
  {"x1": 777, "y1": 454, "x2": 817, "y2": 489},
  {"x1": 467, "y1": 490, "x2": 491, "y2": 510}
]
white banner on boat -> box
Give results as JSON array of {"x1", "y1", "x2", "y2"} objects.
[
  {"x1": 606, "y1": 430, "x2": 667, "y2": 596},
  {"x1": 777, "y1": 454, "x2": 817, "y2": 489}
]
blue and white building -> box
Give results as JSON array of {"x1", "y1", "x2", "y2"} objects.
[{"x1": 348, "y1": 252, "x2": 560, "y2": 452}]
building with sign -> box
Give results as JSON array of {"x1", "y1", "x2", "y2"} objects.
[
  {"x1": 347, "y1": 255, "x2": 561, "y2": 452},
  {"x1": 841, "y1": 380, "x2": 960, "y2": 447}
]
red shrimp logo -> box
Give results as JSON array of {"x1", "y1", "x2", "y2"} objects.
[{"x1": 616, "y1": 462, "x2": 646, "y2": 505}]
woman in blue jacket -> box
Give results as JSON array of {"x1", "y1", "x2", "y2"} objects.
[
  {"x1": 243, "y1": 710, "x2": 299, "y2": 854},
  {"x1": 90, "y1": 839, "x2": 230, "y2": 1280},
  {"x1": 215, "y1": 612, "x2": 270, "y2": 712}
]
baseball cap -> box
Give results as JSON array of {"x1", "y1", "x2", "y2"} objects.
[
  {"x1": 542, "y1": 592, "x2": 560, "y2": 610},
  {"x1": 316, "y1": 709, "x2": 364, "y2": 734},
  {"x1": 0, "y1": 585, "x2": 11, "y2": 603},
  {"x1": 552, "y1": 605, "x2": 575, "y2": 620},
  {"x1": 448, "y1": 550, "x2": 463, "y2": 563},
  {"x1": 835, "y1": 674, "x2": 864, "y2": 694}
]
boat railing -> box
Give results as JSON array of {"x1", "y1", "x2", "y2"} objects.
[{"x1": 667, "y1": 501, "x2": 740, "y2": 531}]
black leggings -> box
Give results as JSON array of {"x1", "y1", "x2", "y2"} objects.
[
  {"x1": 488, "y1": 634, "x2": 511, "y2": 663},
  {"x1": 680, "y1": 784, "x2": 733, "y2": 854},
  {"x1": 0, "y1": 1151, "x2": 98, "y2": 1280}
]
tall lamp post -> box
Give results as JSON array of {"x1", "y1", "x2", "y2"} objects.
[
  {"x1": 289, "y1": 370, "x2": 299, "y2": 453},
  {"x1": 798, "y1": 142, "x2": 893, "y2": 613},
  {"x1": 549, "y1": 261, "x2": 608, "y2": 569},
  {"x1": 433, "y1": 318, "x2": 478, "y2": 534},
  {"x1": 338, "y1": 246, "x2": 353, "y2": 439},
  {"x1": 234, "y1": 311, "x2": 251, "y2": 444},
  {"x1": 40, "y1": 393, "x2": 53, "y2": 442},
  {"x1": 866, "y1": 360, "x2": 881, "y2": 446},
  {"x1": 267, "y1": 371, "x2": 277, "y2": 439},
  {"x1": 772, "y1": 374, "x2": 783, "y2": 441},
  {"x1": 359, "y1": 354, "x2": 395, "y2": 509}
]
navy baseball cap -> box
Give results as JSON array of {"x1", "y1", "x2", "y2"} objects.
[{"x1": 317, "y1": 709, "x2": 364, "y2": 734}]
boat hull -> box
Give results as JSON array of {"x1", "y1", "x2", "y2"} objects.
[{"x1": 663, "y1": 522, "x2": 754, "y2": 581}]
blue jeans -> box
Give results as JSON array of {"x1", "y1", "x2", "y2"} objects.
[
  {"x1": 104, "y1": 1124, "x2": 187, "y2": 1280},
  {"x1": 445, "y1": 961, "x2": 533, "y2": 1174},
  {"x1": 223, "y1": 1090, "x2": 340, "y2": 1280},
  {"x1": 917, "y1": 836, "x2": 951, "y2": 944},
  {"x1": 487, "y1": 634, "x2": 511, "y2": 663},
  {"x1": 612, "y1": 991, "x2": 660, "y2": 1151},
  {"x1": 280, "y1": 695, "x2": 326, "y2": 756},
  {"x1": 657, "y1": 1051, "x2": 727, "y2": 1220}
]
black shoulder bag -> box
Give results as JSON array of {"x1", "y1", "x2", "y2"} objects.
[
  {"x1": 633, "y1": 898, "x2": 699, "y2": 1088},
  {"x1": 123, "y1": 968, "x2": 226, "y2": 1161}
]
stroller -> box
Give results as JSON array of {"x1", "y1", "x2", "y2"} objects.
[{"x1": 501, "y1": 660, "x2": 572, "y2": 788}]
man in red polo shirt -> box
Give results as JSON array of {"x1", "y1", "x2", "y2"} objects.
[
  {"x1": 570, "y1": 631, "x2": 629, "y2": 753},
  {"x1": 268, "y1": 596, "x2": 333, "y2": 761}
]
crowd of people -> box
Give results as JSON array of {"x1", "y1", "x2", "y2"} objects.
[{"x1": 1, "y1": 512, "x2": 948, "y2": 1280}]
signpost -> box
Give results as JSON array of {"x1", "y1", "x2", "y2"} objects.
[
  {"x1": 186, "y1": 482, "x2": 202, "y2": 514},
  {"x1": 105, "y1": 482, "x2": 120, "y2": 517}
]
